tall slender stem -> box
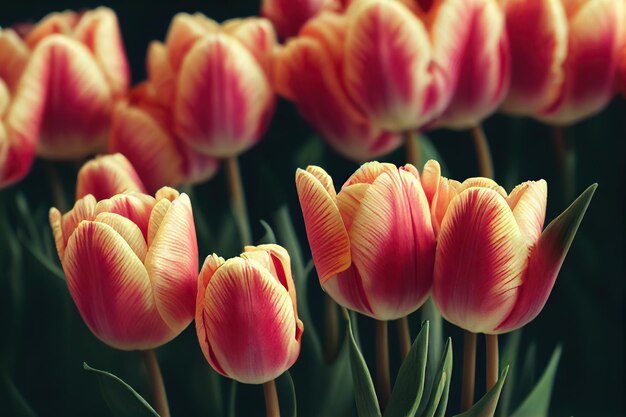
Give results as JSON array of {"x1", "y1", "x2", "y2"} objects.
[
  {"x1": 396, "y1": 316, "x2": 411, "y2": 360},
  {"x1": 471, "y1": 125, "x2": 494, "y2": 179},
  {"x1": 404, "y1": 131, "x2": 421, "y2": 166},
  {"x1": 263, "y1": 379, "x2": 281, "y2": 417},
  {"x1": 552, "y1": 126, "x2": 575, "y2": 201},
  {"x1": 142, "y1": 350, "x2": 171, "y2": 417},
  {"x1": 224, "y1": 156, "x2": 252, "y2": 245},
  {"x1": 324, "y1": 294, "x2": 340, "y2": 363},
  {"x1": 460, "y1": 331, "x2": 477, "y2": 412},
  {"x1": 46, "y1": 162, "x2": 68, "y2": 212},
  {"x1": 375, "y1": 320, "x2": 391, "y2": 411},
  {"x1": 485, "y1": 334, "x2": 499, "y2": 390}
]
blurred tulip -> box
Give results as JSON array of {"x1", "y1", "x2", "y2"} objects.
[
  {"x1": 50, "y1": 187, "x2": 198, "y2": 350},
  {"x1": 295, "y1": 162, "x2": 436, "y2": 320},
  {"x1": 423, "y1": 160, "x2": 596, "y2": 334},
  {"x1": 501, "y1": 0, "x2": 626, "y2": 124},
  {"x1": 261, "y1": 0, "x2": 342, "y2": 38},
  {"x1": 75, "y1": 153, "x2": 147, "y2": 200},
  {"x1": 17, "y1": 8, "x2": 130, "y2": 159},
  {"x1": 196, "y1": 244, "x2": 303, "y2": 384}
]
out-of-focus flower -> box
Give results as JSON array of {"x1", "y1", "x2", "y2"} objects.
[
  {"x1": 196, "y1": 244, "x2": 303, "y2": 384},
  {"x1": 423, "y1": 160, "x2": 596, "y2": 334},
  {"x1": 50, "y1": 187, "x2": 198, "y2": 350},
  {"x1": 261, "y1": 0, "x2": 343, "y2": 39},
  {"x1": 75, "y1": 153, "x2": 147, "y2": 200},
  {"x1": 501, "y1": 0, "x2": 625, "y2": 124},
  {"x1": 16, "y1": 8, "x2": 130, "y2": 160},
  {"x1": 295, "y1": 162, "x2": 436, "y2": 320},
  {"x1": 0, "y1": 29, "x2": 46, "y2": 188}
]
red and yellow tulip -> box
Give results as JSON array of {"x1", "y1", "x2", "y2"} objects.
[
  {"x1": 261, "y1": 0, "x2": 343, "y2": 39},
  {"x1": 196, "y1": 244, "x2": 303, "y2": 384},
  {"x1": 295, "y1": 162, "x2": 436, "y2": 320},
  {"x1": 75, "y1": 153, "x2": 147, "y2": 201},
  {"x1": 50, "y1": 187, "x2": 198, "y2": 350}
]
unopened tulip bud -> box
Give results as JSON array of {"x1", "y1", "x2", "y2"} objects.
[{"x1": 76, "y1": 153, "x2": 147, "y2": 200}]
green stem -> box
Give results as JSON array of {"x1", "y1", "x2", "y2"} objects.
[
  {"x1": 376, "y1": 320, "x2": 391, "y2": 411},
  {"x1": 263, "y1": 379, "x2": 280, "y2": 417},
  {"x1": 46, "y1": 162, "x2": 68, "y2": 212},
  {"x1": 396, "y1": 316, "x2": 411, "y2": 360},
  {"x1": 224, "y1": 156, "x2": 252, "y2": 246},
  {"x1": 486, "y1": 334, "x2": 499, "y2": 390},
  {"x1": 471, "y1": 125, "x2": 494, "y2": 179},
  {"x1": 404, "y1": 131, "x2": 421, "y2": 166},
  {"x1": 142, "y1": 349, "x2": 170, "y2": 417},
  {"x1": 324, "y1": 294, "x2": 340, "y2": 363},
  {"x1": 461, "y1": 330, "x2": 477, "y2": 412}
]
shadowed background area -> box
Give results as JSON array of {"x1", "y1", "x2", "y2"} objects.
[{"x1": 0, "y1": 1, "x2": 623, "y2": 416}]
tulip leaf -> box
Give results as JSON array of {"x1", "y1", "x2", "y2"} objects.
[
  {"x1": 384, "y1": 321, "x2": 429, "y2": 417},
  {"x1": 276, "y1": 371, "x2": 297, "y2": 417},
  {"x1": 0, "y1": 374, "x2": 37, "y2": 417},
  {"x1": 420, "y1": 337, "x2": 453, "y2": 417},
  {"x1": 510, "y1": 346, "x2": 562, "y2": 417},
  {"x1": 258, "y1": 219, "x2": 278, "y2": 245},
  {"x1": 345, "y1": 310, "x2": 382, "y2": 417},
  {"x1": 417, "y1": 299, "x2": 444, "y2": 416},
  {"x1": 83, "y1": 362, "x2": 160, "y2": 417},
  {"x1": 496, "y1": 331, "x2": 522, "y2": 417},
  {"x1": 453, "y1": 366, "x2": 509, "y2": 417}
]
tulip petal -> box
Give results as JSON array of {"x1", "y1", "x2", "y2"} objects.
[
  {"x1": 421, "y1": 159, "x2": 441, "y2": 205},
  {"x1": 146, "y1": 41, "x2": 176, "y2": 107},
  {"x1": 462, "y1": 177, "x2": 507, "y2": 197},
  {"x1": 430, "y1": 177, "x2": 463, "y2": 236},
  {"x1": 94, "y1": 212, "x2": 147, "y2": 262},
  {"x1": 76, "y1": 153, "x2": 147, "y2": 201},
  {"x1": 25, "y1": 11, "x2": 77, "y2": 47},
  {"x1": 497, "y1": 184, "x2": 596, "y2": 333},
  {"x1": 95, "y1": 193, "x2": 155, "y2": 238},
  {"x1": 343, "y1": 161, "x2": 397, "y2": 187},
  {"x1": 507, "y1": 180, "x2": 547, "y2": 248},
  {"x1": 224, "y1": 18, "x2": 277, "y2": 75},
  {"x1": 144, "y1": 193, "x2": 198, "y2": 331},
  {"x1": 296, "y1": 168, "x2": 351, "y2": 283},
  {"x1": 147, "y1": 198, "x2": 170, "y2": 247},
  {"x1": 165, "y1": 13, "x2": 218, "y2": 73},
  {"x1": 202, "y1": 257, "x2": 299, "y2": 384},
  {"x1": 0, "y1": 29, "x2": 29, "y2": 91},
  {"x1": 433, "y1": 188, "x2": 527, "y2": 333},
  {"x1": 63, "y1": 221, "x2": 171, "y2": 350},
  {"x1": 335, "y1": 183, "x2": 369, "y2": 230},
  {"x1": 55, "y1": 195, "x2": 97, "y2": 258},
  {"x1": 196, "y1": 253, "x2": 226, "y2": 369},
  {"x1": 349, "y1": 168, "x2": 435, "y2": 319},
  {"x1": 323, "y1": 264, "x2": 374, "y2": 317},
  {"x1": 306, "y1": 165, "x2": 336, "y2": 197}
]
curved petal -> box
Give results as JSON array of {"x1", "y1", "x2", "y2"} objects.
[
  {"x1": 94, "y1": 212, "x2": 147, "y2": 262},
  {"x1": 0, "y1": 29, "x2": 30, "y2": 91},
  {"x1": 462, "y1": 177, "x2": 507, "y2": 197},
  {"x1": 165, "y1": 13, "x2": 218, "y2": 73},
  {"x1": 432, "y1": 188, "x2": 528, "y2": 333},
  {"x1": 202, "y1": 257, "x2": 300, "y2": 384},
  {"x1": 430, "y1": 177, "x2": 463, "y2": 236},
  {"x1": 295, "y1": 168, "x2": 351, "y2": 283},
  {"x1": 343, "y1": 161, "x2": 397, "y2": 187},
  {"x1": 323, "y1": 264, "x2": 374, "y2": 317},
  {"x1": 223, "y1": 18, "x2": 277, "y2": 76},
  {"x1": 195, "y1": 253, "x2": 226, "y2": 367},
  {"x1": 56, "y1": 195, "x2": 97, "y2": 258},
  {"x1": 421, "y1": 159, "x2": 441, "y2": 205},
  {"x1": 25, "y1": 11, "x2": 78, "y2": 47},
  {"x1": 95, "y1": 193, "x2": 156, "y2": 238},
  {"x1": 348, "y1": 168, "x2": 435, "y2": 320},
  {"x1": 63, "y1": 221, "x2": 173, "y2": 350},
  {"x1": 146, "y1": 41, "x2": 176, "y2": 107},
  {"x1": 76, "y1": 153, "x2": 147, "y2": 200},
  {"x1": 507, "y1": 180, "x2": 547, "y2": 248},
  {"x1": 174, "y1": 34, "x2": 274, "y2": 157},
  {"x1": 261, "y1": 0, "x2": 333, "y2": 39},
  {"x1": 180, "y1": 146, "x2": 221, "y2": 186},
  {"x1": 335, "y1": 183, "x2": 369, "y2": 230}
]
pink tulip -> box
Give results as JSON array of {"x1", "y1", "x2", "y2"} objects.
[
  {"x1": 423, "y1": 160, "x2": 596, "y2": 334},
  {"x1": 295, "y1": 162, "x2": 436, "y2": 320},
  {"x1": 196, "y1": 244, "x2": 303, "y2": 384},
  {"x1": 501, "y1": 0, "x2": 625, "y2": 124},
  {"x1": 50, "y1": 187, "x2": 198, "y2": 350},
  {"x1": 75, "y1": 153, "x2": 147, "y2": 200},
  {"x1": 17, "y1": 8, "x2": 130, "y2": 159},
  {"x1": 261, "y1": 0, "x2": 342, "y2": 39}
]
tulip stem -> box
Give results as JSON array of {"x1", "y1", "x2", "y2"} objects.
[
  {"x1": 324, "y1": 294, "x2": 340, "y2": 363},
  {"x1": 263, "y1": 379, "x2": 281, "y2": 417},
  {"x1": 486, "y1": 334, "x2": 499, "y2": 390},
  {"x1": 404, "y1": 131, "x2": 421, "y2": 166},
  {"x1": 375, "y1": 320, "x2": 391, "y2": 411},
  {"x1": 552, "y1": 126, "x2": 575, "y2": 201},
  {"x1": 46, "y1": 162, "x2": 68, "y2": 212},
  {"x1": 142, "y1": 349, "x2": 171, "y2": 417},
  {"x1": 460, "y1": 330, "x2": 477, "y2": 412},
  {"x1": 396, "y1": 316, "x2": 411, "y2": 360},
  {"x1": 471, "y1": 125, "x2": 494, "y2": 179},
  {"x1": 224, "y1": 155, "x2": 252, "y2": 246}
]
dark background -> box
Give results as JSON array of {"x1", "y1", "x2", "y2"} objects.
[{"x1": 0, "y1": 1, "x2": 624, "y2": 416}]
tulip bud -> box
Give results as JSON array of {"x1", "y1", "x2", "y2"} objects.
[
  {"x1": 49, "y1": 187, "x2": 198, "y2": 350},
  {"x1": 196, "y1": 244, "x2": 303, "y2": 384},
  {"x1": 76, "y1": 153, "x2": 147, "y2": 200},
  {"x1": 295, "y1": 162, "x2": 436, "y2": 320},
  {"x1": 424, "y1": 160, "x2": 596, "y2": 334}
]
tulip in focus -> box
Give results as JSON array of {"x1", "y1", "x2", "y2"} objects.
[
  {"x1": 50, "y1": 187, "x2": 198, "y2": 350},
  {"x1": 295, "y1": 162, "x2": 436, "y2": 320},
  {"x1": 501, "y1": 0, "x2": 626, "y2": 124},
  {"x1": 76, "y1": 153, "x2": 147, "y2": 200},
  {"x1": 261, "y1": 0, "x2": 342, "y2": 39},
  {"x1": 18, "y1": 8, "x2": 130, "y2": 159},
  {"x1": 196, "y1": 244, "x2": 303, "y2": 384},
  {"x1": 422, "y1": 160, "x2": 596, "y2": 334}
]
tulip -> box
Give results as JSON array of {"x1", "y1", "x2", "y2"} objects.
[
  {"x1": 501, "y1": 0, "x2": 626, "y2": 124},
  {"x1": 196, "y1": 244, "x2": 303, "y2": 384},
  {"x1": 422, "y1": 160, "x2": 596, "y2": 334},
  {"x1": 295, "y1": 162, "x2": 436, "y2": 320},
  {"x1": 261, "y1": 0, "x2": 343, "y2": 39},
  {"x1": 273, "y1": 11, "x2": 402, "y2": 161},
  {"x1": 16, "y1": 8, "x2": 130, "y2": 159},
  {"x1": 76, "y1": 153, "x2": 147, "y2": 200},
  {"x1": 49, "y1": 187, "x2": 198, "y2": 350}
]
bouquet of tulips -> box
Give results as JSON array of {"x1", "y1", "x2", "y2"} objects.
[{"x1": 1, "y1": 0, "x2": 623, "y2": 416}]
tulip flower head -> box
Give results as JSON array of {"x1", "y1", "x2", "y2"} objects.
[
  {"x1": 50, "y1": 187, "x2": 198, "y2": 350},
  {"x1": 261, "y1": 0, "x2": 343, "y2": 39},
  {"x1": 423, "y1": 160, "x2": 596, "y2": 334},
  {"x1": 75, "y1": 153, "x2": 147, "y2": 200},
  {"x1": 295, "y1": 162, "x2": 436, "y2": 320},
  {"x1": 196, "y1": 244, "x2": 303, "y2": 384}
]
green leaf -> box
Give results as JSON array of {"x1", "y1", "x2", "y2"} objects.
[
  {"x1": 276, "y1": 371, "x2": 297, "y2": 417},
  {"x1": 510, "y1": 346, "x2": 562, "y2": 417},
  {"x1": 420, "y1": 337, "x2": 453, "y2": 417},
  {"x1": 83, "y1": 362, "x2": 160, "y2": 417},
  {"x1": 453, "y1": 366, "x2": 509, "y2": 417},
  {"x1": 384, "y1": 321, "x2": 429, "y2": 417},
  {"x1": 496, "y1": 331, "x2": 522, "y2": 417},
  {"x1": 0, "y1": 374, "x2": 38, "y2": 417},
  {"x1": 227, "y1": 380, "x2": 238, "y2": 417},
  {"x1": 258, "y1": 220, "x2": 277, "y2": 245},
  {"x1": 345, "y1": 310, "x2": 382, "y2": 417},
  {"x1": 417, "y1": 299, "x2": 444, "y2": 416}
]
